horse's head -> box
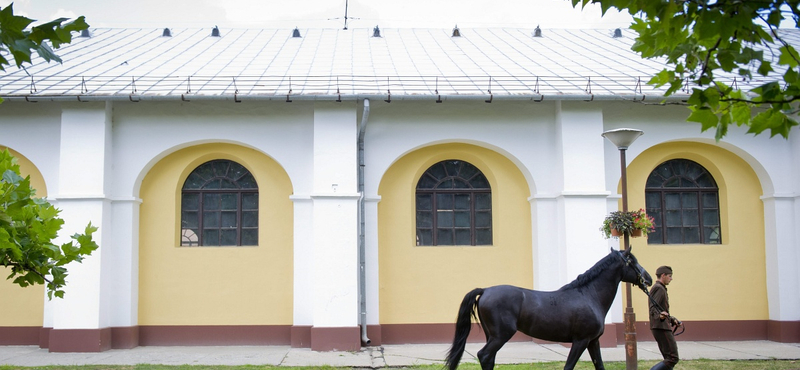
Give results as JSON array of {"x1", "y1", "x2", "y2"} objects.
[{"x1": 617, "y1": 247, "x2": 652, "y2": 290}]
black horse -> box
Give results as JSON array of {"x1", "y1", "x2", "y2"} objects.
[{"x1": 445, "y1": 247, "x2": 652, "y2": 370}]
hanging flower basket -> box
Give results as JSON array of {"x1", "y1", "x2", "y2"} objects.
[{"x1": 601, "y1": 209, "x2": 654, "y2": 239}]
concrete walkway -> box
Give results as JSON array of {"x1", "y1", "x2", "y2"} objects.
[{"x1": 2, "y1": 341, "x2": 799, "y2": 367}]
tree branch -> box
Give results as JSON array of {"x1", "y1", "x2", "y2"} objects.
[
  {"x1": 758, "y1": 12, "x2": 800, "y2": 67},
  {"x1": 698, "y1": 37, "x2": 723, "y2": 85},
  {"x1": 721, "y1": 96, "x2": 800, "y2": 105},
  {"x1": 1, "y1": 260, "x2": 53, "y2": 284}
]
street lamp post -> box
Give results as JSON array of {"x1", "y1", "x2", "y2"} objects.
[{"x1": 602, "y1": 128, "x2": 643, "y2": 370}]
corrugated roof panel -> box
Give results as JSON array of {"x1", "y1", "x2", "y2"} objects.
[{"x1": 1, "y1": 27, "x2": 795, "y2": 99}]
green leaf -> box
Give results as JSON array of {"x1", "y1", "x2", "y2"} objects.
[
  {"x1": 687, "y1": 107, "x2": 719, "y2": 133},
  {"x1": 784, "y1": 68, "x2": 799, "y2": 84},
  {"x1": 717, "y1": 49, "x2": 736, "y2": 72},
  {"x1": 767, "y1": 9, "x2": 783, "y2": 27},
  {"x1": 2, "y1": 169, "x2": 23, "y2": 185},
  {"x1": 757, "y1": 61, "x2": 773, "y2": 77},
  {"x1": 0, "y1": 149, "x2": 96, "y2": 299},
  {"x1": 687, "y1": 88, "x2": 706, "y2": 106},
  {"x1": 34, "y1": 43, "x2": 62, "y2": 64},
  {"x1": 647, "y1": 69, "x2": 677, "y2": 90},
  {"x1": 731, "y1": 103, "x2": 751, "y2": 126},
  {"x1": 0, "y1": 4, "x2": 87, "y2": 72},
  {"x1": 779, "y1": 45, "x2": 800, "y2": 68}
]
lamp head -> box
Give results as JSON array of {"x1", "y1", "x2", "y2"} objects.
[{"x1": 602, "y1": 128, "x2": 643, "y2": 149}]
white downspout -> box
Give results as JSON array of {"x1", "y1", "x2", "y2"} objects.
[{"x1": 358, "y1": 98, "x2": 371, "y2": 345}]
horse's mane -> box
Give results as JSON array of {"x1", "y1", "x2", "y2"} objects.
[{"x1": 559, "y1": 251, "x2": 620, "y2": 291}]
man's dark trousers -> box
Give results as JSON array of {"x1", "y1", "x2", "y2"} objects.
[{"x1": 651, "y1": 328, "x2": 679, "y2": 369}]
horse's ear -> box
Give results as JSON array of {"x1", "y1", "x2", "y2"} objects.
[{"x1": 624, "y1": 246, "x2": 632, "y2": 255}]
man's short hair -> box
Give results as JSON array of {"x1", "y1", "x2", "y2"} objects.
[{"x1": 656, "y1": 265, "x2": 673, "y2": 277}]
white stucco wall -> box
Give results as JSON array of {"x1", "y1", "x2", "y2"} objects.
[{"x1": 1, "y1": 95, "x2": 797, "y2": 336}]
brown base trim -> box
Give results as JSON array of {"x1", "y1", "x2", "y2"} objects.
[
  {"x1": 768, "y1": 320, "x2": 800, "y2": 342},
  {"x1": 291, "y1": 325, "x2": 312, "y2": 348},
  {"x1": 599, "y1": 324, "x2": 618, "y2": 348},
  {"x1": 634, "y1": 320, "x2": 768, "y2": 342},
  {"x1": 139, "y1": 325, "x2": 291, "y2": 346},
  {"x1": 310, "y1": 326, "x2": 360, "y2": 351},
  {"x1": 49, "y1": 328, "x2": 112, "y2": 352},
  {"x1": 379, "y1": 323, "x2": 536, "y2": 344},
  {"x1": 366, "y1": 324, "x2": 382, "y2": 346},
  {"x1": 39, "y1": 327, "x2": 51, "y2": 348},
  {"x1": 111, "y1": 326, "x2": 139, "y2": 349},
  {"x1": 0, "y1": 326, "x2": 40, "y2": 345},
  {"x1": 8, "y1": 320, "x2": 793, "y2": 350},
  {"x1": 379, "y1": 323, "x2": 620, "y2": 348}
]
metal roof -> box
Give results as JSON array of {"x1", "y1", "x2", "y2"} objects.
[{"x1": 1, "y1": 27, "x2": 797, "y2": 102}]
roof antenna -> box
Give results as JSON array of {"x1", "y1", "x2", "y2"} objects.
[{"x1": 328, "y1": 0, "x2": 360, "y2": 30}]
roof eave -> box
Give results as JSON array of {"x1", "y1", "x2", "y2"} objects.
[{"x1": 1, "y1": 93, "x2": 689, "y2": 103}]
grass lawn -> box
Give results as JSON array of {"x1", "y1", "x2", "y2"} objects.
[{"x1": 2, "y1": 360, "x2": 800, "y2": 370}]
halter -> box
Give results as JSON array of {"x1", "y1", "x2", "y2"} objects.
[{"x1": 616, "y1": 250, "x2": 649, "y2": 291}]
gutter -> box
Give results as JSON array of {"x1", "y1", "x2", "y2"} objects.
[
  {"x1": 2, "y1": 93, "x2": 689, "y2": 103},
  {"x1": 357, "y1": 98, "x2": 371, "y2": 346}
]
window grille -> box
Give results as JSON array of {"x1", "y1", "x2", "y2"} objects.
[
  {"x1": 416, "y1": 160, "x2": 492, "y2": 246},
  {"x1": 645, "y1": 159, "x2": 720, "y2": 244},
  {"x1": 181, "y1": 160, "x2": 258, "y2": 246}
]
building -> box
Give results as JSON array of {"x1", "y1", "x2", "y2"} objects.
[{"x1": 1, "y1": 26, "x2": 798, "y2": 352}]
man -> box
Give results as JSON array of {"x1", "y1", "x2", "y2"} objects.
[{"x1": 649, "y1": 265, "x2": 682, "y2": 370}]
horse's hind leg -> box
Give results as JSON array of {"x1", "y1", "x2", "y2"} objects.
[
  {"x1": 586, "y1": 338, "x2": 605, "y2": 370},
  {"x1": 563, "y1": 339, "x2": 589, "y2": 370},
  {"x1": 476, "y1": 331, "x2": 515, "y2": 370}
]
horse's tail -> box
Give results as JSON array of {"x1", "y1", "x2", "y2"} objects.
[{"x1": 445, "y1": 288, "x2": 484, "y2": 370}]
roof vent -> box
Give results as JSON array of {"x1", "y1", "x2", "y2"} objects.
[
  {"x1": 533, "y1": 26, "x2": 542, "y2": 38},
  {"x1": 292, "y1": 27, "x2": 302, "y2": 38},
  {"x1": 80, "y1": 29, "x2": 90, "y2": 38},
  {"x1": 211, "y1": 26, "x2": 220, "y2": 37},
  {"x1": 162, "y1": 28, "x2": 172, "y2": 37},
  {"x1": 452, "y1": 25, "x2": 461, "y2": 37},
  {"x1": 372, "y1": 25, "x2": 381, "y2": 38},
  {"x1": 613, "y1": 28, "x2": 622, "y2": 38}
]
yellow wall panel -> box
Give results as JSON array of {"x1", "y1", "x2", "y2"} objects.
[
  {"x1": 627, "y1": 142, "x2": 767, "y2": 321},
  {"x1": 0, "y1": 148, "x2": 45, "y2": 327},
  {"x1": 138, "y1": 143, "x2": 294, "y2": 325},
  {"x1": 378, "y1": 143, "x2": 532, "y2": 324}
]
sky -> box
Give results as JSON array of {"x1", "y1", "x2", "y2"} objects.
[{"x1": 1, "y1": 0, "x2": 634, "y2": 30}]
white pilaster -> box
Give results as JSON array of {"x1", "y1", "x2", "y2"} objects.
[
  {"x1": 311, "y1": 102, "x2": 359, "y2": 328},
  {"x1": 531, "y1": 195, "x2": 561, "y2": 291},
  {"x1": 364, "y1": 196, "x2": 381, "y2": 326},
  {"x1": 292, "y1": 196, "x2": 314, "y2": 326},
  {"x1": 108, "y1": 198, "x2": 140, "y2": 327},
  {"x1": 554, "y1": 102, "x2": 610, "y2": 280},
  {"x1": 763, "y1": 195, "x2": 800, "y2": 321},
  {"x1": 51, "y1": 102, "x2": 113, "y2": 330}
]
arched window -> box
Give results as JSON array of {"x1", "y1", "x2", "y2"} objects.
[
  {"x1": 180, "y1": 160, "x2": 258, "y2": 247},
  {"x1": 645, "y1": 159, "x2": 720, "y2": 244},
  {"x1": 416, "y1": 160, "x2": 492, "y2": 246}
]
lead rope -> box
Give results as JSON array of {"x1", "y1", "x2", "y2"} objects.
[{"x1": 637, "y1": 282, "x2": 685, "y2": 336}]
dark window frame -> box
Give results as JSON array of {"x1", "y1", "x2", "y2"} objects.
[
  {"x1": 645, "y1": 159, "x2": 721, "y2": 244},
  {"x1": 415, "y1": 160, "x2": 492, "y2": 246},
  {"x1": 180, "y1": 160, "x2": 259, "y2": 247}
]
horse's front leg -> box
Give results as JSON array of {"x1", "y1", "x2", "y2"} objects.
[
  {"x1": 586, "y1": 338, "x2": 605, "y2": 370},
  {"x1": 563, "y1": 339, "x2": 589, "y2": 370}
]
